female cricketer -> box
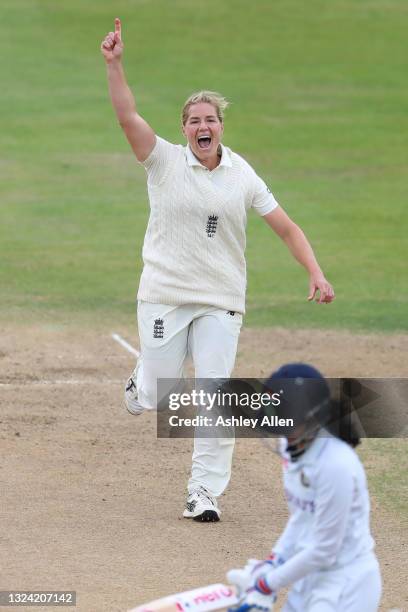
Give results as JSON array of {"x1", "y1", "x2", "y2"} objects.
[
  {"x1": 227, "y1": 363, "x2": 382, "y2": 611},
  {"x1": 101, "y1": 19, "x2": 335, "y2": 522}
]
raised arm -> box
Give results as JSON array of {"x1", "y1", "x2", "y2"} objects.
[{"x1": 101, "y1": 18, "x2": 156, "y2": 162}]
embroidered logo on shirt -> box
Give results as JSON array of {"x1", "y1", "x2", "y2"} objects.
[
  {"x1": 153, "y1": 318, "x2": 164, "y2": 338},
  {"x1": 285, "y1": 487, "x2": 315, "y2": 513},
  {"x1": 206, "y1": 215, "x2": 219, "y2": 238}
]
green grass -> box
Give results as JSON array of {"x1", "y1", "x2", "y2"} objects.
[
  {"x1": 1, "y1": 0, "x2": 407, "y2": 329},
  {"x1": 359, "y1": 439, "x2": 408, "y2": 518}
]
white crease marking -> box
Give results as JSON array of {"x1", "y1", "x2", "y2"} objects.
[{"x1": 111, "y1": 332, "x2": 140, "y2": 357}]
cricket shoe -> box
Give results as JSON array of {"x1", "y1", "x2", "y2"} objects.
[
  {"x1": 124, "y1": 362, "x2": 145, "y2": 416},
  {"x1": 183, "y1": 486, "x2": 220, "y2": 522}
]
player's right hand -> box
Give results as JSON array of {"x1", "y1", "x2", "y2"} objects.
[
  {"x1": 229, "y1": 586, "x2": 275, "y2": 612},
  {"x1": 101, "y1": 18, "x2": 124, "y2": 62}
]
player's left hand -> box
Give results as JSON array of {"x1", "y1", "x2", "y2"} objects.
[
  {"x1": 229, "y1": 585, "x2": 275, "y2": 612},
  {"x1": 308, "y1": 273, "x2": 335, "y2": 304}
]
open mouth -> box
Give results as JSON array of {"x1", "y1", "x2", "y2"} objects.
[{"x1": 197, "y1": 135, "x2": 212, "y2": 150}]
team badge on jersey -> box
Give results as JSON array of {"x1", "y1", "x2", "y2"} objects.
[{"x1": 206, "y1": 214, "x2": 219, "y2": 237}]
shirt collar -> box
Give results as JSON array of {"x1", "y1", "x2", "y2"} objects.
[{"x1": 186, "y1": 143, "x2": 232, "y2": 169}]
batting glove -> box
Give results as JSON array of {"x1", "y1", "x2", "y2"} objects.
[
  {"x1": 229, "y1": 576, "x2": 276, "y2": 612},
  {"x1": 227, "y1": 553, "x2": 284, "y2": 598},
  {"x1": 227, "y1": 559, "x2": 261, "y2": 597}
]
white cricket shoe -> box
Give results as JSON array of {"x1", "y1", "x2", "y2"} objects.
[
  {"x1": 124, "y1": 363, "x2": 145, "y2": 416},
  {"x1": 183, "y1": 486, "x2": 221, "y2": 522}
]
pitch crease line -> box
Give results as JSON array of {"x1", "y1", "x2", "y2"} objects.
[{"x1": 111, "y1": 332, "x2": 140, "y2": 357}]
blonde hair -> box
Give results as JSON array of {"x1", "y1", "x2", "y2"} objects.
[{"x1": 181, "y1": 90, "x2": 229, "y2": 125}]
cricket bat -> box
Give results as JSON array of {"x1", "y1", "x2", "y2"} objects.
[{"x1": 128, "y1": 583, "x2": 238, "y2": 612}]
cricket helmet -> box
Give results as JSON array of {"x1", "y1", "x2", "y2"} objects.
[{"x1": 263, "y1": 363, "x2": 332, "y2": 460}]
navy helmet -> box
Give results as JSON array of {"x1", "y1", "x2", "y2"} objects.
[{"x1": 263, "y1": 363, "x2": 332, "y2": 460}]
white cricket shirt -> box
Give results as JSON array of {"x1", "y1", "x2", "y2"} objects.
[
  {"x1": 137, "y1": 136, "x2": 278, "y2": 313},
  {"x1": 267, "y1": 432, "x2": 376, "y2": 590}
]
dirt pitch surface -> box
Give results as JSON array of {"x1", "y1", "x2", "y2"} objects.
[{"x1": 1, "y1": 324, "x2": 407, "y2": 612}]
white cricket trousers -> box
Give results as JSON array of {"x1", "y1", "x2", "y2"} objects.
[
  {"x1": 282, "y1": 553, "x2": 382, "y2": 612},
  {"x1": 135, "y1": 301, "x2": 242, "y2": 497}
]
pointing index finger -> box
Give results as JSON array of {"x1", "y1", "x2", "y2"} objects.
[{"x1": 115, "y1": 17, "x2": 122, "y2": 38}]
